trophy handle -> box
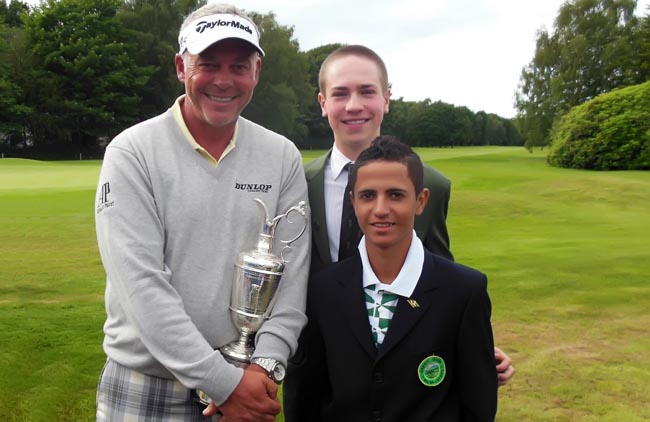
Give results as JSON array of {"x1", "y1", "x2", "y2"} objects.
[
  {"x1": 252, "y1": 198, "x2": 308, "y2": 262},
  {"x1": 253, "y1": 198, "x2": 271, "y2": 227},
  {"x1": 278, "y1": 201, "x2": 308, "y2": 262}
]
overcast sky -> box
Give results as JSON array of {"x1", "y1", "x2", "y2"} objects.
[{"x1": 231, "y1": 0, "x2": 650, "y2": 118}]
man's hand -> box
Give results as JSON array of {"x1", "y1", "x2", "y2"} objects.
[
  {"x1": 495, "y1": 346, "x2": 515, "y2": 386},
  {"x1": 206, "y1": 367, "x2": 280, "y2": 422}
]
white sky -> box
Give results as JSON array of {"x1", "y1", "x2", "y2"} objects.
[
  {"x1": 230, "y1": 0, "x2": 650, "y2": 118},
  {"x1": 23, "y1": 0, "x2": 650, "y2": 118}
]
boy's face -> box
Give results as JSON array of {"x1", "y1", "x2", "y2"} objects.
[
  {"x1": 318, "y1": 55, "x2": 390, "y2": 153},
  {"x1": 352, "y1": 160, "x2": 429, "y2": 252}
]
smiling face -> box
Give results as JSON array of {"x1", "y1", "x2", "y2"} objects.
[
  {"x1": 352, "y1": 160, "x2": 429, "y2": 254},
  {"x1": 318, "y1": 55, "x2": 390, "y2": 158},
  {"x1": 175, "y1": 38, "x2": 261, "y2": 135}
]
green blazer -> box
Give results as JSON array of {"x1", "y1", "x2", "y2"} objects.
[{"x1": 304, "y1": 150, "x2": 453, "y2": 275}]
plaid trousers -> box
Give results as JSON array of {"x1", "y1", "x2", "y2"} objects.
[{"x1": 96, "y1": 359, "x2": 217, "y2": 421}]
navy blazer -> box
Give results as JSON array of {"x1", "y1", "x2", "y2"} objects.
[{"x1": 285, "y1": 251, "x2": 497, "y2": 422}]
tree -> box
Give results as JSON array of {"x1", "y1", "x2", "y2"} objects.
[
  {"x1": 515, "y1": 28, "x2": 562, "y2": 149},
  {"x1": 302, "y1": 43, "x2": 342, "y2": 148},
  {"x1": 448, "y1": 106, "x2": 476, "y2": 146},
  {"x1": 483, "y1": 114, "x2": 507, "y2": 146},
  {"x1": 634, "y1": 5, "x2": 650, "y2": 81},
  {"x1": 404, "y1": 100, "x2": 455, "y2": 147},
  {"x1": 240, "y1": 11, "x2": 312, "y2": 146},
  {"x1": 515, "y1": 0, "x2": 642, "y2": 150},
  {"x1": 503, "y1": 119, "x2": 524, "y2": 146},
  {"x1": 382, "y1": 97, "x2": 410, "y2": 141},
  {"x1": 547, "y1": 81, "x2": 650, "y2": 170},
  {"x1": 0, "y1": 17, "x2": 33, "y2": 150},
  {"x1": 23, "y1": 0, "x2": 155, "y2": 154},
  {"x1": 117, "y1": 0, "x2": 206, "y2": 120},
  {"x1": 1, "y1": 0, "x2": 30, "y2": 27}
]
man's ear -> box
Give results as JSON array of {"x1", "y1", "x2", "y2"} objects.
[
  {"x1": 175, "y1": 54, "x2": 186, "y2": 83},
  {"x1": 318, "y1": 92, "x2": 328, "y2": 117},
  {"x1": 384, "y1": 87, "x2": 391, "y2": 114},
  {"x1": 252, "y1": 55, "x2": 262, "y2": 85},
  {"x1": 415, "y1": 188, "x2": 430, "y2": 215}
]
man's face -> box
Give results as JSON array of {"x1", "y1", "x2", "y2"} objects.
[
  {"x1": 176, "y1": 39, "x2": 261, "y2": 131},
  {"x1": 352, "y1": 160, "x2": 429, "y2": 253},
  {"x1": 318, "y1": 55, "x2": 390, "y2": 153}
]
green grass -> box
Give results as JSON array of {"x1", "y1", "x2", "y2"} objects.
[
  {"x1": 1, "y1": 148, "x2": 649, "y2": 421},
  {"x1": 0, "y1": 159, "x2": 104, "y2": 421}
]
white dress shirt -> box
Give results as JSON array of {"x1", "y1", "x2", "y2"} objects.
[
  {"x1": 359, "y1": 230, "x2": 425, "y2": 299},
  {"x1": 324, "y1": 145, "x2": 356, "y2": 262}
]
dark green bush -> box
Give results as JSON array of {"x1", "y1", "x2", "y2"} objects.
[{"x1": 548, "y1": 82, "x2": 650, "y2": 170}]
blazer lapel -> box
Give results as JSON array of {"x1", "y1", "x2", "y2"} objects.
[
  {"x1": 306, "y1": 151, "x2": 332, "y2": 268},
  {"x1": 336, "y1": 257, "x2": 377, "y2": 359},
  {"x1": 377, "y1": 254, "x2": 439, "y2": 360}
]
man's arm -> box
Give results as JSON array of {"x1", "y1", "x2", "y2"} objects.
[
  {"x1": 456, "y1": 273, "x2": 498, "y2": 420},
  {"x1": 96, "y1": 144, "x2": 243, "y2": 403},
  {"x1": 419, "y1": 165, "x2": 454, "y2": 261},
  {"x1": 252, "y1": 143, "x2": 311, "y2": 365},
  {"x1": 283, "y1": 287, "x2": 327, "y2": 422}
]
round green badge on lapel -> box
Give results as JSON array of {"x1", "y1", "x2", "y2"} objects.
[{"x1": 418, "y1": 355, "x2": 446, "y2": 387}]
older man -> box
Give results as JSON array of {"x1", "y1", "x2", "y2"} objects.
[{"x1": 94, "y1": 4, "x2": 310, "y2": 421}]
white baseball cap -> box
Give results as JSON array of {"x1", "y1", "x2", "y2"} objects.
[{"x1": 178, "y1": 13, "x2": 264, "y2": 56}]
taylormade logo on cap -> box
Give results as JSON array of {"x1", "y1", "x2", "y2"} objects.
[
  {"x1": 195, "y1": 19, "x2": 252, "y2": 35},
  {"x1": 178, "y1": 13, "x2": 264, "y2": 56}
]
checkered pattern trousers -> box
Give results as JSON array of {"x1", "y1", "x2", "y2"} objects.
[{"x1": 96, "y1": 359, "x2": 216, "y2": 421}]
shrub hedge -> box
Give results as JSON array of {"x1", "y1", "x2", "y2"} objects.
[{"x1": 547, "y1": 82, "x2": 650, "y2": 170}]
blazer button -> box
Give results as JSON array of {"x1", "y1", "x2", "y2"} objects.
[{"x1": 373, "y1": 372, "x2": 383, "y2": 383}]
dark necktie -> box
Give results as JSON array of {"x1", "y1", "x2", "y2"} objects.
[{"x1": 338, "y1": 162, "x2": 362, "y2": 261}]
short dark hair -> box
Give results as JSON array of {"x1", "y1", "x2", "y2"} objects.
[{"x1": 349, "y1": 135, "x2": 424, "y2": 194}]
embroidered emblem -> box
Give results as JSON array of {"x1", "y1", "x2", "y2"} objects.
[{"x1": 418, "y1": 355, "x2": 446, "y2": 387}]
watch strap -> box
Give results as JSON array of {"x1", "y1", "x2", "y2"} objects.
[{"x1": 251, "y1": 357, "x2": 285, "y2": 383}]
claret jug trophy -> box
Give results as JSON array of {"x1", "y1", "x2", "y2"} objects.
[
  {"x1": 220, "y1": 198, "x2": 307, "y2": 364},
  {"x1": 194, "y1": 198, "x2": 308, "y2": 406}
]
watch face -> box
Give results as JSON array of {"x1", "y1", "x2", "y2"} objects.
[{"x1": 273, "y1": 363, "x2": 286, "y2": 382}]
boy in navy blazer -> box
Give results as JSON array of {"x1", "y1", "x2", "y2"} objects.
[{"x1": 286, "y1": 136, "x2": 497, "y2": 421}]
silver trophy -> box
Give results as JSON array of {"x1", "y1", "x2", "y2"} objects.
[
  {"x1": 194, "y1": 198, "x2": 308, "y2": 406},
  {"x1": 221, "y1": 198, "x2": 308, "y2": 364}
]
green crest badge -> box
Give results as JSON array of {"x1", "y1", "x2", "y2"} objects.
[{"x1": 418, "y1": 355, "x2": 446, "y2": 387}]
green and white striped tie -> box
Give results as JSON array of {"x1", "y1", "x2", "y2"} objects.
[{"x1": 364, "y1": 284, "x2": 399, "y2": 348}]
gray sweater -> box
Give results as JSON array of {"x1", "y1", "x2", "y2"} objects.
[{"x1": 95, "y1": 109, "x2": 310, "y2": 404}]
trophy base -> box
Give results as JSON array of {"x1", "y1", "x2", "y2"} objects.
[
  {"x1": 220, "y1": 342, "x2": 253, "y2": 366},
  {"x1": 219, "y1": 329, "x2": 255, "y2": 366}
]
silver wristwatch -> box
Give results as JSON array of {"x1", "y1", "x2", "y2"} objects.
[{"x1": 251, "y1": 357, "x2": 286, "y2": 384}]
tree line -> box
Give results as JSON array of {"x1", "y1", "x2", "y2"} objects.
[{"x1": 0, "y1": 0, "x2": 522, "y2": 159}]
